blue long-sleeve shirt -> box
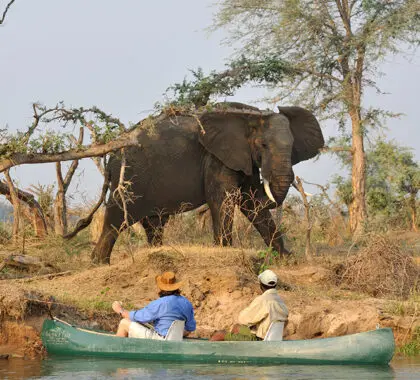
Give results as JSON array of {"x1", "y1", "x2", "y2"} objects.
[{"x1": 129, "y1": 295, "x2": 196, "y2": 337}]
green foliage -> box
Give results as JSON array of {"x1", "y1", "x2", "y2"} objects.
[
  {"x1": 28, "y1": 183, "x2": 55, "y2": 219},
  {"x1": 398, "y1": 327, "x2": 420, "y2": 357},
  {"x1": 0, "y1": 103, "x2": 127, "y2": 162},
  {"x1": 332, "y1": 175, "x2": 353, "y2": 207},
  {"x1": 210, "y1": 0, "x2": 420, "y2": 117},
  {"x1": 100, "y1": 286, "x2": 110, "y2": 296},
  {"x1": 166, "y1": 56, "x2": 290, "y2": 107},
  {"x1": 332, "y1": 139, "x2": 419, "y2": 228},
  {"x1": 257, "y1": 247, "x2": 279, "y2": 273},
  {"x1": 27, "y1": 131, "x2": 69, "y2": 154}
]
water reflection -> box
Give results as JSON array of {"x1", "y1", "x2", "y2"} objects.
[
  {"x1": 0, "y1": 356, "x2": 419, "y2": 379},
  {"x1": 0, "y1": 357, "x2": 41, "y2": 379},
  {"x1": 41, "y1": 357, "x2": 396, "y2": 380}
]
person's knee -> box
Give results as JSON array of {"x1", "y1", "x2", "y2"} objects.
[
  {"x1": 118, "y1": 318, "x2": 131, "y2": 333},
  {"x1": 210, "y1": 330, "x2": 227, "y2": 341}
]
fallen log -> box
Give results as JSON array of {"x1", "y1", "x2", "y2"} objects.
[
  {"x1": 0, "y1": 254, "x2": 56, "y2": 274},
  {"x1": 13, "y1": 271, "x2": 73, "y2": 283}
]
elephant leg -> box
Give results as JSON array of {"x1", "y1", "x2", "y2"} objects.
[
  {"x1": 204, "y1": 156, "x2": 243, "y2": 246},
  {"x1": 239, "y1": 197, "x2": 290, "y2": 256},
  {"x1": 207, "y1": 188, "x2": 242, "y2": 246},
  {"x1": 91, "y1": 205, "x2": 126, "y2": 264},
  {"x1": 141, "y1": 215, "x2": 169, "y2": 246},
  {"x1": 208, "y1": 199, "x2": 235, "y2": 246}
]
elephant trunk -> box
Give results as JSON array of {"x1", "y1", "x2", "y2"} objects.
[
  {"x1": 262, "y1": 173, "x2": 293, "y2": 205},
  {"x1": 261, "y1": 153, "x2": 293, "y2": 204}
]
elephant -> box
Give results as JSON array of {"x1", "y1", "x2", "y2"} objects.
[{"x1": 91, "y1": 102, "x2": 324, "y2": 264}]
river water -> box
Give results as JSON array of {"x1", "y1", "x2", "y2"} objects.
[{"x1": 0, "y1": 357, "x2": 419, "y2": 379}]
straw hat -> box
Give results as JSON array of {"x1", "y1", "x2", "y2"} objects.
[{"x1": 155, "y1": 271, "x2": 183, "y2": 291}]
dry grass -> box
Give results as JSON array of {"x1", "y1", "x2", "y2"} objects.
[
  {"x1": 333, "y1": 235, "x2": 419, "y2": 298},
  {"x1": 132, "y1": 245, "x2": 258, "y2": 279}
]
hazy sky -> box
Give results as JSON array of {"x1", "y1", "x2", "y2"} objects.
[{"x1": 1, "y1": 0, "x2": 419, "y2": 205}]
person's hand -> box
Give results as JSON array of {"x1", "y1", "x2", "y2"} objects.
[{"x1": 112, "y1": 301, "x2": 123, "y2": 314}]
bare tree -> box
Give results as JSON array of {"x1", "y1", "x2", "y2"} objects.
[
  {"x1": 53, "y1": 128, "x2": 84, "y2": 236},
  {"x1": 0, "y1": 179, "x2": 47, "y2": 237},
  {"x1": 63, "y1": 159, "x2": 110, "y2": 240}
]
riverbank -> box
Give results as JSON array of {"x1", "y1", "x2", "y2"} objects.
[{"x1": 0, "y1": 243, "x2": 419, "y2": 359}]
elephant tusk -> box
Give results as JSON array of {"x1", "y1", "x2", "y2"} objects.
[
  {"x1": 263, "y1": 178, "x2": 277, "y2": 204},
  {"x1": 292, "y1": 181, "x2": 313, "y2": 197}
]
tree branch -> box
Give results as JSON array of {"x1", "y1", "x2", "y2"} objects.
[
  {"x1": 0, "y1": 128, "x2": 142, "y2": 173},
  {"x1": 0, "y1": 0, "x2": 16, "y2": 25},
  {"x1": 320, "y1": 146, "x2": 353, "y2": 153},
  {"x1": 63, "y1": 127, "x2": 84, "y2": 190},
  {"x1": 63, "y1": 165, "x2": 110, "y2": 240}
]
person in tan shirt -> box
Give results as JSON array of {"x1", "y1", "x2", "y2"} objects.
[{"x1": 237, "y1": 269, "x2": 288, "y2": 340}]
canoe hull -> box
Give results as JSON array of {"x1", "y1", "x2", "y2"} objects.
[{"x1": 41, "y1": 320, "x2": 395, "y2": 365}]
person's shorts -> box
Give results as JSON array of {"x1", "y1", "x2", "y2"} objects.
[{"x1": 128, "y1": 322, "x2": 164, "y2": 340}]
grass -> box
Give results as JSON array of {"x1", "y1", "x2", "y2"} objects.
[
  {"x1": 383, "y1": 290, "x2": 419, "y2": 316},
  {"x1": 398, "y1": 327, "x2": 420, "y2": 356}
]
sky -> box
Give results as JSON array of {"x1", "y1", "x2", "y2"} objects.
[{"x1": 1, "y1": 0, "x2": 419, "y2": 206}]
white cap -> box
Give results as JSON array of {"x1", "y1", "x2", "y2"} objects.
[{"x1": 258, "y1": 269, "x2": 278, "y2": 286}]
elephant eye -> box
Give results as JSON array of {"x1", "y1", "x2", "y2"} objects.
[{"x1": 261, "y1": 142, "x2": 268, "y2": 149}]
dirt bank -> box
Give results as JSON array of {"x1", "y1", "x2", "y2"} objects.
[{"x1": 0, "y1": 245, "x2": 418, "y2": 358}]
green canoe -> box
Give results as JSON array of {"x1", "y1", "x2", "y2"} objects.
[{"x1": 41, "y1": 319, "x2": 395, "y2": 365}]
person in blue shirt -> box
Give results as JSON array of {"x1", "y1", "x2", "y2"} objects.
[{"x1": 112, "y1": 271, "x2": 196, "y2": 339}]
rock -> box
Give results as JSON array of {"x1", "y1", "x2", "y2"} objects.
[
  {"x1": 326, "y1": 320, "x2": 348, "y2": 336},
  {"x1": 191, "y1": 287, "x2": 205, "y2": 302},
  {"x1": 0, "y1": 354, "x2": 9, "y2": 360},
  {"x1": 231, "y1": 290, "x2": 242, "y2": 300},
  {"x1": 206, "y1": 298, "x2": 220, "y2": 309},
  {"x1": 242, "y1": 287, "x2": 252, "y2": 296}
]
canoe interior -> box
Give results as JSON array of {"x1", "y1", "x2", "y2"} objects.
[{"x1": 41, "y1": 319, "x2": 395, "y2": 365}]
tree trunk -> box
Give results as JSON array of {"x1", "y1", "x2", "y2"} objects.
[
  {"x1": 32, "y1": 211, "x2": 48, "y2": 237},
  {"x1": 295, "y1": 177, "x2": 314, "y2": 262},
  {"x1": 54, "y1": 163, "x2": 67, "y2": 236},
  {"x1": 4, "y1": 170, "x2": 20, "y2": 243},
  {"x1": 409, "y1": 192, "x2": 418, "y2": 232},
  {"x1": 20, "y1": 205, "x2": 47, "y2": 238},
  {"x1": 348, "y1": 109, "x2": 367, "y2": 237},
  {"x1": 0, "y1": 179, "x2": 48, "y2": 238},
  {"x1": 54, "y1": 188, "x2": 67, "y2": 236}
]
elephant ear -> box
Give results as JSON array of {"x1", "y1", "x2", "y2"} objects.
[
  {"x1": 198, "y1": 113, "x2": 253, "y2": 176},
  {"x1": 278, "y1": 106, "x2": 324, "y2": 165}
]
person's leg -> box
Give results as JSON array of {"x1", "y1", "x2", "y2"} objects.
[
  {"x1": 210, "y1": 330, "x2": 227, "y2": 341},
  {"x1": 128, "y1": 322, "x2": 163, "y2": 340},
  {"x1": 116, "y1": 318, "x2": 131, "y2": 337}
]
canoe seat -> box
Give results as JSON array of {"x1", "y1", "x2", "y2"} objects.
[
  {"x1": 264, "y1": 321, "x2": 285, "y2": 341},
  {"x1": 165, "y1": 320, "x2": 185, "y2": 341}
]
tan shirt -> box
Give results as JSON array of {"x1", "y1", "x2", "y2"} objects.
[{"x1": 238, "y1": 289, "x2": 288, "y2": 339}]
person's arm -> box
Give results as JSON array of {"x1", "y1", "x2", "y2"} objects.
[
  {"x1": 184, "y1": 302, "x2": 196, "y2": 333},
  {"x1": 112, "y1": 301, "x2": 130, "y2": 319},
  {"x1": 238, "y1": 298, "x2": 267, "y2": 326},
  {"x1": 112, "y1": 300, "x2": 161, "y2": 323},
  {"x1": 129, "y1": 300, "x2": 162, "y2": 323}
]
